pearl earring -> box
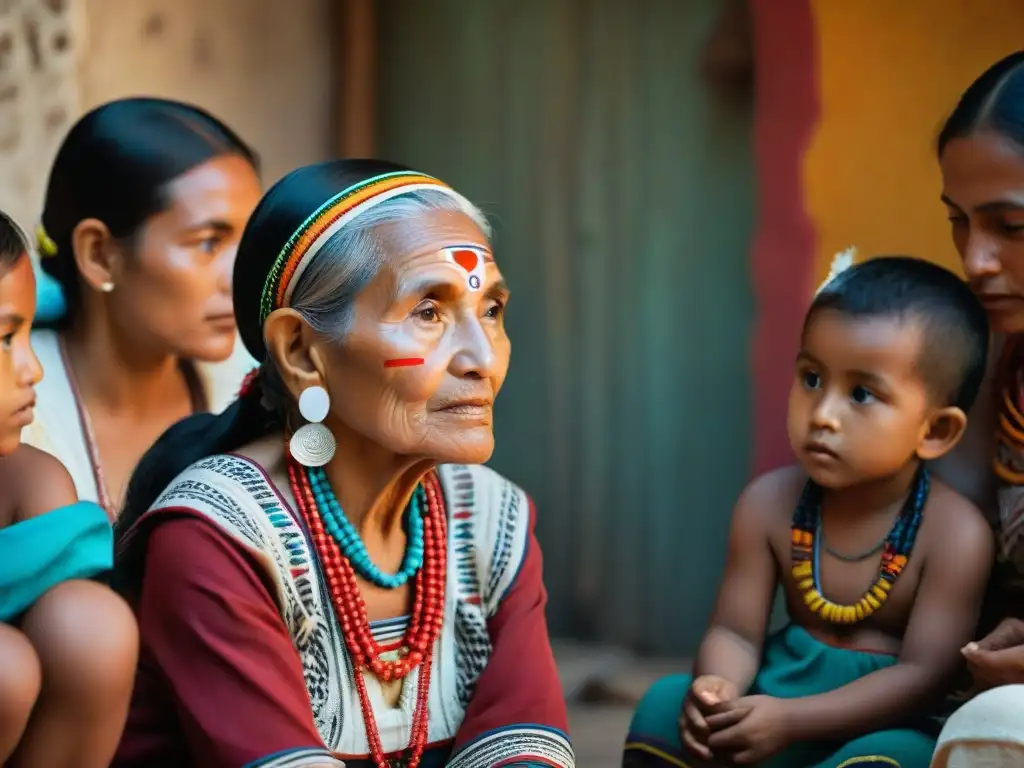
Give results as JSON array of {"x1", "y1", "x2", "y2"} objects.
[
  {"x1": 99, "y1": 281, "x2": 114, "y2": 293},
  {"x1": 289, "y1": 385, "x2": 336, "y2": 466}
]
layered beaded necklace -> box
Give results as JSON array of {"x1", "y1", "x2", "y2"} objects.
[
  {"x1": 306, "y1": 466, "x2": 425, "y2": 588},
  {"x1": 287, "y1": 455, "x2": 447, "y2": 768},
  {"x1": 790, "y1": 467, "x2": 928, "y2": 625}
]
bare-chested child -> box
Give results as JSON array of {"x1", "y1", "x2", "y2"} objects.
[
  {"x1": 0, "y1": 213, "x2": 138, "y2": 767},
  {"x1": 624, "y1": 256, "x2": 995, "y2": 767}
]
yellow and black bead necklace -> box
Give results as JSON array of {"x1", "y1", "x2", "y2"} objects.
[{"x1": 790, "y1": 468, "x2": 928, "y2": 625}]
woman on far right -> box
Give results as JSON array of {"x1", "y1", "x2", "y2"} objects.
[{"x1": 931, "y1": 50, "x2": 1024, "y2": 767}]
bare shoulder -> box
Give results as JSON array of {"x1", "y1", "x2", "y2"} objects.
[
  {"x1": 0, "y1": 445, "x2": 79, "y2": 521},
  {"x1": 732, "y1": 465, "x2": 806, "y2": 538},
  {"x1": 919, "y1": 477, "x2": 994, "y2": 561}
]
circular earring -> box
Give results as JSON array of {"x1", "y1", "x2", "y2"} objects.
[
  {"x1": 99, "y1": 281, "x2": 114, "y2": 293},
  {"x1": 289, "y1": 385, "x2": 336, "y2": 467}
]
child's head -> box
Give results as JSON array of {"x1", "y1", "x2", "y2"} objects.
[
  {"x1": 0, "y1": 213, "x2": 41, "y2": 455},
  {"x1": 788, "y1": 256, "x2": 988, "y2": 489}
]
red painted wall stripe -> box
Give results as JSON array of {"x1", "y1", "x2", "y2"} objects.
[{"x1": 749, "y1": 0, "x2": 819, "y2": 474}]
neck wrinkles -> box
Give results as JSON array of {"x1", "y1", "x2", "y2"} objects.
[{"x1": 321, "y1": 424, "x2": 435, "y2": 539}]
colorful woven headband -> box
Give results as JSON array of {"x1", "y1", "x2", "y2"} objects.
[{"x1": 258, "y1": 170, "x2": 471, "y2": 325}]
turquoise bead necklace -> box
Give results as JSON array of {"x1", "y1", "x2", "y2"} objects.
[{"x1": 306, "y1": 466, "x2": 425, "y2": 589}]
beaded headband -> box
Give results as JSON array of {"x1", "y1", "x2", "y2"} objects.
[{"x1": 258, "y1": 171, "x2": 470, "y2": 325}]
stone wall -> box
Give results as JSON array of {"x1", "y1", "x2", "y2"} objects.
[
  {"x1": 0, "y1": 0, "x2": 85, "y2": 228},
  {"x1": 0, "y1": 0, "x2": 333, "y2": 231}
]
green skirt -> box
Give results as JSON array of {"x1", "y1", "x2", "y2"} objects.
[
  {"x1": 0, "y1": 501, "x2": 113, "y2": 622},
  {"x1": 623, "y1": 624, "x2": 936, "y2": 767}
]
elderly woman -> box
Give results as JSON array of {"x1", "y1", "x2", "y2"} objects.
[
  {"x1": 110, "y1": 160, "x2": 573, "y2": 768},
  {"x1": 931, "y1": 51, "x2": 1024, "y2": 767}
]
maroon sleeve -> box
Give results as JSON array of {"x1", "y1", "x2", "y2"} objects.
[
  {"x1": 450, "y1": 499, "x2": 574, "y2": 767},
  {"x1": 138, "y1": 515, "x2": 328, "y2": 766}
]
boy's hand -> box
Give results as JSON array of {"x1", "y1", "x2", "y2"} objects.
[
  {"x1": 705, "y1": 694, "x2": 793, "y2": 764},
  {"x1": 679, "y1": 675, "x2": 739, "y2": 761}
]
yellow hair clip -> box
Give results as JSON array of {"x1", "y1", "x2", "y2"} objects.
[{"x1": 36, "y1": 223, "x2": 57, "y2": 258}]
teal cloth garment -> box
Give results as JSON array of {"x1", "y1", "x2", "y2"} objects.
[
  {"x1": 0, "y1": 501, "x2": 113, "y2": 622},
  {"x1": 623, "y1": 624, "x2": 936, "y2": 768}
]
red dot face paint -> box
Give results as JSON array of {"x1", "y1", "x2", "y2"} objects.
[
  {"x1": 442, "y1": 245, "x2": 491, "y2": 291},
  {"x1": 384, "y1": 357, "x2": 426, "y2": 368},
  {"x1": 451, "y1": 249, "x2": 479, "y2": 273}
]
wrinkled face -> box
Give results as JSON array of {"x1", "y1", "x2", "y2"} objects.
[
  {"x1": 111, "y1": 154, "x2": 261, "y2": 360},
  {"x1": 320, "y1": 209, "x2": 511, "y2": 465},
  {"x1": 941, "y1": 132, "x2": 1024, "y2": 333},
  {"x1": 0, "y1": 255, "x2": 42, "y2": 455},
  {"x1": 787, "y1": 310, "x2": 932, "y2": 488}
]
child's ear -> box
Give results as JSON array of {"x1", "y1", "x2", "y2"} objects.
[{"x1": 916, "y1": 406, "x2": 968, "y2": 461}]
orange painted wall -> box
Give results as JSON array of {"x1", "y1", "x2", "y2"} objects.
[{"x1": 805, "y1": 2, "x2": 1024, "y2": 282}]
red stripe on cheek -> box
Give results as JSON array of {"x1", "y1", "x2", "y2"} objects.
[{"x1": 384, "y1": 357, "x2": 425, "y2": 368}]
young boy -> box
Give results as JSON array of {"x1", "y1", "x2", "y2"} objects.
[
  {"x1": 624, "y1": 256, "x2": 995, "y2": 767},
  {"x1": 0, "y1": 213, "x2": 138, "y2": 766}
]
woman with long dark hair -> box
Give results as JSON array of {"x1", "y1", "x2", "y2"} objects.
[
  {"x1": 111, "y1": 160, "x2": 573, "y2": 768},
  {"x1": 925, "y1": 52, "x2": 1024, "y2": 766},
  {"x1": 25, "y1": 97, "x2": 261, "y2": 518}
]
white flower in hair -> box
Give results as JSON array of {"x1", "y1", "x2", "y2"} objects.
[{"x1": 815, "y1": 246, "x2": 857, "y2": 295}]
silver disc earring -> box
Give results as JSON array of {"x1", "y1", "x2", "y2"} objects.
[{"x1": 289, "y1": 385, "x2": 336, "y2": 466}]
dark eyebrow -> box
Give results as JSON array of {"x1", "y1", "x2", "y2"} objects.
[
  {"x1": 399, "y1": 277, "x2": 511, "y2": 302},
  {"x1": 795, "y1": 350, "x2": 819, "y2": 365},
  {"x1": 486, "y1": 279, "x2": 510, "y2": 300},
  {"x1": 0, "y1": 313, "x2": 25, "y2": 330},
  {"x1": 848, "y1": 369, "x2": 890, "y2": 390},
  {"x1": 977, "y1": 201, "x2": 1024, "y2": 214},
  {"x1": 400, "y1": 278, "x2": 456, "y2": 300},
  {"x1": 183, "y1": 219, "x2": 234, "y2": 234},
  {"x1": 941, "y1": 193, "x2": 1024, "y2": 214}
]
